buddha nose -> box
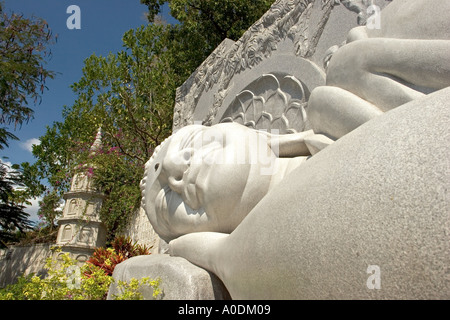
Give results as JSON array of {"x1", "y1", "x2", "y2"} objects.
[{"x1": 162, "y1": 148, "x2": 193, "y2": 195}]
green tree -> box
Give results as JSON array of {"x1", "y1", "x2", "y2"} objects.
[
  {"x1": 0, "y1": 160, "x2": 33, "y2": 247},
  {"x1": 0, "y1": 1, "x2": 55, "y2": 131},
  {"x1": 141, "y1": 0, "x2": 274, "y2": 71},
  {"x1": 0, "y1": 2, "x2": 55, "y2": 246},
  {"x1": 142, "y1": 0, "x2": 274, "y2": 44}
]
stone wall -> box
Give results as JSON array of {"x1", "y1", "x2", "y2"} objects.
[
  {"x1": 0, "y1": 243, "x2": 53, "y2": 288},
  {"x1": 121, "y1": 208, "x2": 162, "y2": 254}
]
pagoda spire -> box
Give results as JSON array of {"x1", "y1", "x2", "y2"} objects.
[{"x1": 89, "y1": 127, "x2": 102, "y2": 156}]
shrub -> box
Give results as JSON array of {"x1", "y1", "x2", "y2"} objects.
[
  {"x1": 113, "y1": 277, "x2": 162, "y2": 300},
  {"x1": 0, "y1": 274, "x2": 34, "y2": 300},
  {"x1": 84, "y1": 235, "x2": 152, "y2": 276},
  {"x1": 0, "y1": 250, "x2": 112, "y2": 300},
  {"x1": 0, "y1": 249, "x2": 161, "y2": 300}
]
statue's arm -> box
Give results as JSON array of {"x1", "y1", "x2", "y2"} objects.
[
  {"x1": 169, "y1": 232, "x2": 229, "y2": 277},
  {"x1": 262, "y1": 129, "x2": 314, "y2": 157}
]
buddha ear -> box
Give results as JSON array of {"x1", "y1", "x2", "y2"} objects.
[{"x1": 264, "y1": 129, "x2": 315, "y2": 157}]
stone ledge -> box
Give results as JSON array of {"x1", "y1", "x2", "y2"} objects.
[{"x1": 107, "y1": 254, "x2": 231, "y2": 300}]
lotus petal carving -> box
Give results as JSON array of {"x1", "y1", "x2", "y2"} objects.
[{"x1": 220, "y1": 73, "x2": 308, "y2": 133}]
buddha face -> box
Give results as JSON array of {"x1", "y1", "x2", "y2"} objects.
[{"x1": 140, "y1": 123, "x2": 283, "y2": 242}]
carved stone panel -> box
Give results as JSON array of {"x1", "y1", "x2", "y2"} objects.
[
  {"x1": 172, "y1": 0, "x2": 332, "y2": 130},
  {"x1": 78, "y1": 226, "x2": 94, "y2": 246},
  {"x1": 76, "y1": 254, "x2": 88, "y2": 264},
  {"x1": 219, "y1": 73, "x2": 308, "y2": 134},
  {"x1": 172, "y1": 0, "x2": 390, "y2": 132},
  {"x1": 66, "y1": 199, "x2": 78, "y2": 216},
  {"x1": 70, "y1": 173, "x2": 93, "y2": 192},
  {"x1": 61, "y1": 225, "x2": 73, "y2": 242}
]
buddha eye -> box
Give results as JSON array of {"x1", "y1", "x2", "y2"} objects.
[{"x1": 154, "y1": 163, "x2": 160, "y2": 171}]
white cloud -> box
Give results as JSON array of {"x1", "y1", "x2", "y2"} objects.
[
  {"x1": 0, "y1": 159, "x2": 18, "y2": 179},
  {"x1": 0, "y1": 159, "x2": 13, "y2": 171},
  {"x1": 20, "y1": 138, "x2": 41, "y2": 153},
  {"x1": 23, "y1": 197, "x2": 42, "y2": 223}
]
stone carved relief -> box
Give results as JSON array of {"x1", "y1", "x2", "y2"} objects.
[
  {"x1": 61, "y1": 225, "x2": 73, "y2": 242},
  {"x1": 87, "y1": 201, "x2": 100, "y2": 217},
  {"x1": 64, "y1": 198, "x2": 97, "y2": 218},
  {"x1": 173, "y1": 39, "x2": 235, "y2": 131},
  {"x1": 120, "y1": 207, "x2": 160, "y2": 254},
  {"x1": 76, "y1": 255, "x2": 88, "y2": 263},
  {"x1": 219, "y1": 73, "x2": 308, "y2": 134},
  {"x1": 337, "y1": 0, "x2": 383, "y2": 26},
  {"x1": 70, "y1": 173, "x2": 93, "y2": 192},
  {"x1": 173, "y1": 0, "x2": 336, "y2": 130},
  {"x1": 67, "y1": 199, "x2": 78, "y2": 216},
  {"x1": 78, "y1": 226, "x2": 94, "y2": 245}
]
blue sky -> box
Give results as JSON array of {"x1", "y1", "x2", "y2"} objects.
[{"x1": 1, "y1": 0, "x2": 175, "y2": 220}]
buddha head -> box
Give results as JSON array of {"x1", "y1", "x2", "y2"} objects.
[{"x1": 140, "y1": 122, "x2": 310, "y2": 242}]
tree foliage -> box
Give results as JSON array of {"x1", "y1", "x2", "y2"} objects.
[
  {"x1": 142, "y1": 0, "x2": 274, "y2": 46},
  {"x1": 0, "y1": 160, "x2": 33, "y2": 247},
  {"x1": 0, "y1": 1, "x2": 55, "y2": 246},
  {"x1": 0, "y1": 1, "x2": 55, "y2": 129}
]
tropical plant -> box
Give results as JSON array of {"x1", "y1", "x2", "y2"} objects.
[{"x1": 83, "y1": 236, "x2": 152, "y2": 276}]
